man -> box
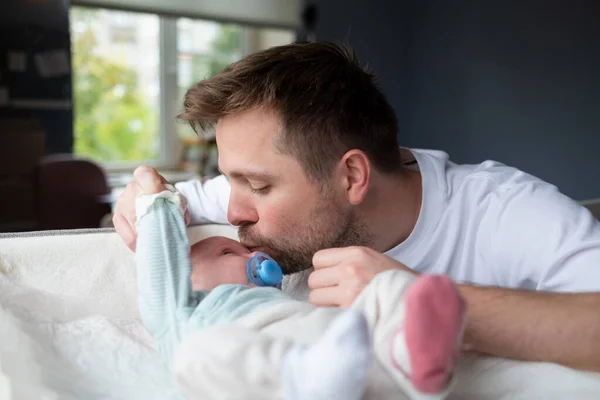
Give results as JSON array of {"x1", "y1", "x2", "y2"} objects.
[{"x1": 114, "y1": 41, "x2": 600, "y2": 372}]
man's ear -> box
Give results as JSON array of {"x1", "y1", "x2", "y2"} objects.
[{"x1": 338, "y1": 150, "x2": 371, "y2": 206}]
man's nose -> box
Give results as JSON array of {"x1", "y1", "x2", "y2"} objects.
[{"x1": 227, "y1": 190, "x2": 258, "y2": 227}]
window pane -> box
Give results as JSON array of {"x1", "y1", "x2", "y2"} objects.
[
  {"x1": 70, "y1": 7, "x2": 160, "y2": 163},
  {"x1": 174, "y1": 20, "x2": 295, "y2": 177},
  {"x1": 176, "y1": 19, "x2": 243, "y2": 139},
  {"x1": 175, "y1": 20, "x2": 295, "y2": 140}
]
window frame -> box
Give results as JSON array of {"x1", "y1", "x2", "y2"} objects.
[
  {"x1": 70, "y1": 5, "x2": 294, "y2": 172},
  {"x1": 70, "y1": 6, "x2": 251, "y2": 172}
]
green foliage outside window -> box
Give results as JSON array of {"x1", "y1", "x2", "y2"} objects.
[{"x1": 71, "y1": 7, "x2": 241, "y2": 162}]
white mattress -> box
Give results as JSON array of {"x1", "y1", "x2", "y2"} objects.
[{"x1": 1, "y1": 226, "x2": 599, "y2": 399}]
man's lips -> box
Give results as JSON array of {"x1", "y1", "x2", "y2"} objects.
[
  {"x1": 240, "y1": 237, "x2": 274, "y2": 254},
  {"x1": 241, "y1": 241, "x2": 259, "y2": 250},
  {"x1": 248, "y1": 246, "x2": 265, "y2": 252},
  {"x1": 246, "y1": 245, "x2": 271, "y2": 254}
]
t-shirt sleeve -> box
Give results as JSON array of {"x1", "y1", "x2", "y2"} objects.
[
  {"x1": 175, "y1": 175, "x2": 231, "y2": 225},
  {"x1": 488, "y1": 180, "x2": 600, "y2": 292}
]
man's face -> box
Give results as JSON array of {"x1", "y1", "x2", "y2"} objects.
[{"x1": 216, "y1": 108, "x2": 370, "y2": 274}]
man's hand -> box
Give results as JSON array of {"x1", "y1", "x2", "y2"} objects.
[
  {"x1": 307, "y1": 246, "x2": 417, "y2": 307},
  {"x1": 113, "y1": 166, "x2": 189, "y2": 252}
]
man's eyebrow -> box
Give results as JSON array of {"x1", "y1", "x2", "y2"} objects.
[{"x1": 218, "y1": 168, "x2": 276, "y2": 181}]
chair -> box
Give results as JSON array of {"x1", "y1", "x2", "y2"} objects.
[{"x1": 34, "y1": 155, "x2": 112, "y2": 230}]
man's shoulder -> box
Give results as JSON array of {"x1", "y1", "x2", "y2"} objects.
[
  {"x1": 435, "y1": 152, "x2": 581, "y2": 233},
  {"x1": 450, "y1": 159, "x2": 547, "y2": 191},
  {"x1": 407, "y1": 147, "x2": 554, "y2": 199}
]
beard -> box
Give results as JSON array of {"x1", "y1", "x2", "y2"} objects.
[{"x1": 238, "y1": 191, "x2": 374, "y2": 275}]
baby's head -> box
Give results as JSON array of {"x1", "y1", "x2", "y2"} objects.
[{"x1": 189, "y1": 236, "x2": 255, "y2": 291}]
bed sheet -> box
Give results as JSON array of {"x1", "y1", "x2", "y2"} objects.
[{"x1": 1, "y1": 226, "x2": 599, "y2": 399}]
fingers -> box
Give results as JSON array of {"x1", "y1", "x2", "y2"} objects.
[
  {"x1": 309, "y1": 247, "x2": 391, "y2": 307},
  {"x1": 309, "y1": 284, "x2": 363, "y2": 307},
  {"x1": 309, "y1": 286, "x2": 346, "y2": 307},
  {"x1": 117, "y1": 181, "x2": 141, "y2": 230},
  {"x1": 184, "y1": 209, "x2": 191, "y2": 226},
  {"x1": 113, "y1": 212, "x2": 136, "y2": 252},
  {"x1": 308, "y1": 266, "x2": 341, "y2": 289},
  {"x1": 134, "y1": 165, "x2": 166, "y2": 195},
  {"x1": 179, "y1": 193, "x2": 191, "y2": 226},
  {"x1": 113, "y1": 165, "x2": 165, "y2": 253},
  {"x1": 313, "y1": 246, "x2": 369, "y2": 269},
  {"x1": 113, "y1": 184, "x2": 138, "y2": 252},
  {"x1": 313, "y1": 248, "x2": 345, "y2": 268}
]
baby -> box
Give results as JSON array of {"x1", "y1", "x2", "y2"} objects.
[{"x1": 133, "y1": 166, "x2": 466, "y2": 400}]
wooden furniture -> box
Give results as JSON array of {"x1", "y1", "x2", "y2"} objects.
[{"x1": 34, "y1": 155, "x2": 112, "y2": 230}]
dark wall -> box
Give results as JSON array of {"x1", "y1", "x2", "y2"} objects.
[
  {"x1": 311, "y1": 0, "x2": 600, "y2": 200},
  {"x1": 0, "y1": 0, "x2": 73, "y2": 155}
]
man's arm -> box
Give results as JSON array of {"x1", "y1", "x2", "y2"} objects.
[
  {"x1": 308, "y1": 245, "x2": 600, "y2": 371},
  {"x1": 460, "y1": 176, "x2": 600, "y2": 371},
  {"x1": 174, "y1": 174, "x2": 231, "y2": 226},
  {"x1": 460, "y1": 285, "x2": 600, "y2": 372}
]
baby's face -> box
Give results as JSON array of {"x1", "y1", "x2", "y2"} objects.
[{"x1": 190, "y1": 236, "x2": 254, "y2": 291}]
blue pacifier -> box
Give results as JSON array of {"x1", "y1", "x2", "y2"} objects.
[{"x1": 247, "y1": 252, "x2": 284, "y2": 288}]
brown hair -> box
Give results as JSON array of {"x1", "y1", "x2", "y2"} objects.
[{"x1": 178, "y1": 41, "x2": 403, "y2": 181}]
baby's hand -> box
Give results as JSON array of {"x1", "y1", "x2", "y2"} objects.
[
  {"x1": 134, "y1": 166, "x2": 167, "y2": 195},
  {"x1": 114, "y1": 166, "x2": 190, "y2": 251},
  {"x1": 133, "y1": 166, "x2": 191, "y2": 229}
]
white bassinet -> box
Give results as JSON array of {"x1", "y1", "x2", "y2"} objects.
[{"x1": 1, "y1": 225, "x2": 599, "y2": 399}]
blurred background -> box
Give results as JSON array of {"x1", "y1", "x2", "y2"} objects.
[{"x1": 0, "y1": 0, "x2": 598, "y2": 232}]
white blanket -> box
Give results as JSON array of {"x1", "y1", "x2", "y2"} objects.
[
  {"x1": 1, "y1": 226, "x2": 600, "y2": 399},
  {"x1": 0, "y1": 226, "x2": 235, "y2": 400},
  {"x1": 0, "y1": 297, "x2": 176, "y2": 400}
]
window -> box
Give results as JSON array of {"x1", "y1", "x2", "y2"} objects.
[
  {"x1": 70, "y1": 7, "x2": 160, "y2": 164},
  {"x1": 69, "y1": 6, "x2": 295, "y2": 171},
  {"x1": 176, "y1": 19, "x2": 243, "y2": 139}
]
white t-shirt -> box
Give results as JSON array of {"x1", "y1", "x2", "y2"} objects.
[{"x1": 175, "y1": 148, "x2": 600, "y2": 293}]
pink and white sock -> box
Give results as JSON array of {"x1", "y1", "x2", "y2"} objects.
[{"x1": 391, "y1": 274, "x2": 466, "y2": 399}]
